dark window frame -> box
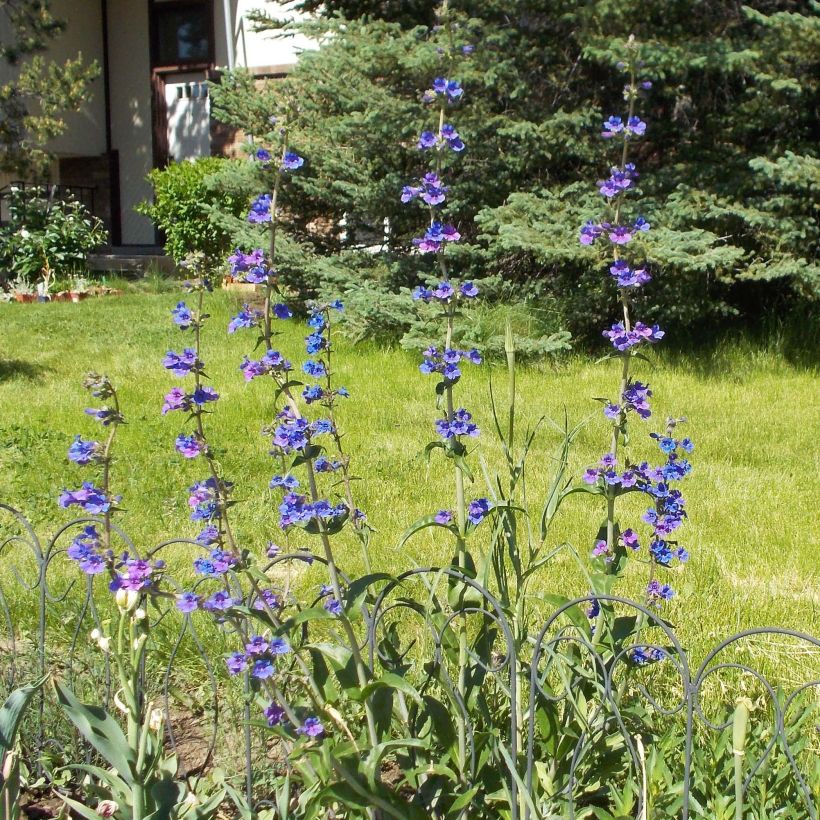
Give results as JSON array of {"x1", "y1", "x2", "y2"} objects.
[{"x1": 149, "y1": 0, "x2": 215, "y2": 71}]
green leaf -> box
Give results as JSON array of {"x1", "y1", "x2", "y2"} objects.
[
  {"x1": 52, "y1": 679, "x2": 136, "y2": 785},
  {"x1": 54, "y1": 794, "x2": 108, "y2": 820},
  {"x1": 0, "y1": 675, "x2": 47, "y2": 760},
  {"x1": 145, "y1": 772, "x2": 181, "y2": 820},
  {"x1": 360, "y1": 672, "x2": 424, "y2": 705}
]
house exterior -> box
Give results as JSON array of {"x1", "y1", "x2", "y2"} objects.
[{"x1": 0, "y1": 0, "x2": 312, "y2": 246}]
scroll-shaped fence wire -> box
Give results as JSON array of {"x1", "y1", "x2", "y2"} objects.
[{"x1": 1, "y1": 506, "x2": 817, "y2": 818}]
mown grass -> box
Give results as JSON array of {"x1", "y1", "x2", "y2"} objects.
[{"x1": 0, "y1": 288, "x2": 818, "y2": 676}]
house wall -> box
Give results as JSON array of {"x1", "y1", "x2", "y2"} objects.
[
  {"x1": 47, "y1": 0, "x2": 107, "y2": 158},
  {"x1": 106, "y1": 0, "x2": 155, "y2": 244}
]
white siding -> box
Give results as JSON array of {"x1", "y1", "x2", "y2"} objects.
[
  {"x1": 106, "y1": 0, "x2": 154, "y2": 244},
  {"x1": 215, "y1": 0, "x2": 314, "y2": 72}
]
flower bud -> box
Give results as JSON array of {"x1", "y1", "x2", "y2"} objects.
[
  {"x1": 97, "y1": 636, "x2": 112, "y2": 653},
  {"x1": 115, "y1": 588, "x2": 139, "y2": 612},
  {"x1": 149, "y1": 707, "x2": 164, "y2": 733},
  {"x1": 90, "y1": 628, "x2": 102, "y2": 641},
  {"x1": 733, "y1": 697, "x2": 753, "y2": 757},
  {"x1": 96, "y1": 799, "x2": 119, "y2": 817},
  {"x1": 134, "y1": 608, "x2": 147, "y2": 621}
]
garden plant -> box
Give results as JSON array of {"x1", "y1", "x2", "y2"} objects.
[{"x1": 0, "y1": 20, "x2": 818, "y2": 820}]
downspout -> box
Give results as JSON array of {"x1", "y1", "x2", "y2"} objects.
[
  {"x1": 222, "y1": 0, "x2": 235, "y2": 69},
  {"x1": 100, "y1": 0, "x2": 121, "y2": 245}
]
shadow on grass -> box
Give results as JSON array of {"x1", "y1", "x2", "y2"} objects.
[{"x1": 0, "y1": 358, "x2": 50, "y2": 382}]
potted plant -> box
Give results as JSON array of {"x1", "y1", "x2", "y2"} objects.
[
  {"x1": 69, "y1": 275, "x2": 89, "y2": 302},
  {"x1": 9, "y1": 276, "x2": 35, "y2": 303}
]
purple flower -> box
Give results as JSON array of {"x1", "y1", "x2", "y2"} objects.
[
  {"x1": 58, "y1": 482, "x2": 113, "y2": 515},
  {"x1": 196, "y1": 525, "x2": 220, "y2": 546},
  {"x1": 226, "y1": 652, "x2": 247, "y2": 675},
  {"x1": 228, "y1": 305, "x2": 261, "y2": 334},
  {"x1": 254, "y1": 588, "x2": 281, "y2": 610},
  {"x1": 592, "y1": 540, "x2": 610, "y2": 559},
  {"x1": 67, "y1": 435, "x2": 102, "y2": 465},
  {"x1": 413, "y1": 221, "x2": 460, "y2": 253},
  {"x1": 601, "y1": 116, "x2": 624, "y2": 138},
  {"x1": 609, "y1": 260, "x2": 651, "y2": 288},
  {"x1": 435, "y1": 408, "x2": 479, "y2": 439},
  {"x1": 468, "y1": 498, "x2": 491, "y2": 525},
  {"x1": 248, "y1": 194, "x2": 272, "y2": 223},
  {"x1": 228, "y1": 248, "x2": 265, "y2": 275},
  {"x1": 245, "y1": 635, "x2": 269, "y2": 655},
  {"x1": 270, "y1": 474, "x2": 300, "y2": 490},
  {"x1": 270, "y1": 637, "x2": 290, "y2": 655},
  {"x1": 162, "y1": 387, "x2": 190, "y2": 415},
  {"x1": 622, "y1": 528, "x2": 640, "y2": 550},
  {"x1": 110, "y1": 557, "x2": 157, "y2": 593},
  {"x1": 323, "y1": 597, "x2": 343, "y2": 616},
  {"x1": 171, "y1": 302, "x2": 194, "y2": 329},
  {"x1": 297, "y1": 717, "x2": 324, "y2": 738},
  {"x1": 281, "y1": 152, "x2": 304, "y2": 170},
  {"x1": 255, "y1": 148, "x2": 271, "y2": 163},
  {"x1": 66, "y1": 526, "x2": 106, "y2": 574},
  {"x1": 264, "y1": 702, "x2": 285, "y2": 726},
  {"x1": 84, "y1": 406, "x2": 120, "y2": 426},
  {"x1": 579, "y1": 220, "x2": 603, "y2": 246},
  {"x1": 175, "y1": 434, "x2": 203, "y2": 459},
  {"x1": 273, "y1": 303, "x2": 292, "y2": 319},
  {"x1": 252, "y1": 659, "x2": 275, "y2": 679},
  {"x1": 626, "y1": 116, "x2": 646, "y2": 136},
  {"x1": 632, "y1": 646, "x2": 665, "y2": 665},
  {"x1": 192, "y1": 386, "x2": 219, "y2": 405},
  {"x1": 460, "y1": 281, "x2": 478, "y2": 298},
  {"x1": 176, "y1": 592, "x2": 200, "y2": 613},
  {"x1": 427, "y1": 77, "x2": 463, "y2": 103},
  {"x1": 603, "y1": 322, "x2": 664, "y2": 351},
  {"x1": 163, "y1": 348, "x2": 201, "y2": 377},
  {"x1": 435, "y1": 510, "x2": 453, "y2": 525},
  {"x1": 646, "y1": 580, "x2": 674, "y2": 607},
  {"x1": 203, "y1": 590, "x2": 233, "y2": 611},
  {"x1": 608, "y1": 226, "x2": 633, "y2": 245}
]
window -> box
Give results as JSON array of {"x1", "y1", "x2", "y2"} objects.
[{"x1": 152, "y1": 1, "x2": 212, "y2": 67}]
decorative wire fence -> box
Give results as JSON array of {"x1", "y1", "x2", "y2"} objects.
[{"x1": 1, "y1": 503, "x2": 818, "y2": 819}]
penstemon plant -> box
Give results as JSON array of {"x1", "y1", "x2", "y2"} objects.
[
  {"x1": 54, "y1": 375, "x2": 224, "y2": 819},
  {"x1": 576, "y1": 38, "x2": 694, "y2": 626}
]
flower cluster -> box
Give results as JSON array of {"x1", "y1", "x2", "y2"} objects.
[
  {"x1": 162, "y1": 385, "x2": 219, "y2": 414},
  {"x1": 417, "y1": 123, "x2": 464, "y2": 152},
  {"x1": 278, "y1": 493, "x2": 348, "y2": 530},
  {"x1": 240, "y1": 350, "x2": 292, "y2": 382},
  {"x1": 228, "y1": 248, "x2": 274, "y2": 284},
  {"x1": 579, "y1": 217, "x2": 650, "y2": 247},
  {"x1": 402, "y1": 172, "x2": 448, "y2": 206},
  {"x1": 420, "y1": 346, "x2": 481, "y2": 383},
  {"x1": 601, "y1": 115, "x2": 646, "y2": 138},
  {"x1": 421, "y1": 77, "x2": 463, "y2": 104},
  {"x1": 225, "y1": 633, "x2": 291, "y2": 679},
  {"x1": 412, "y1": 221, "x2": 461, "y2": 254},
  {"x1": 598, "y1": 163, "x2": 639, "y2": 198},
  {"x1": 602, "y1": 321, "x2": 664, "y2": 351},
  {"x1": 603, "y1": 380, "x2": 653, "y2": 420},
  {"x1": 412, "y1": 280, "x2": 478, "y2": 302},
  {"x1": 435, "y1": 408, "x2": 479, "y2": 440},
  {"x1": 247, "y1": 193, "x2": 272, "y2": 224}
]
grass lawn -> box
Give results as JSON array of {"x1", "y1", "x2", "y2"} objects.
[{"x1": 0, "y1": 288, "x2": 818, "y2": 675}]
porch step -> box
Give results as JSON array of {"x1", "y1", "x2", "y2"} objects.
[{"x1": 88, "y1": 246, "x2": 176, "y2": 276}]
